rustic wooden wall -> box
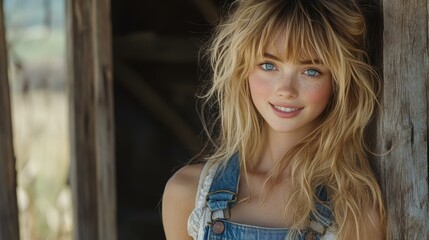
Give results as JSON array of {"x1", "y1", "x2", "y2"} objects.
[
  {"x1": 0, "y1": 0, "x2": 20, "y2": 239},
  {"x1": 67, "y1": 0, "x2": 116, "y2": 239},
  {"x1": 0, "y1": 0, "x2": 427, "y2": 239},
  {"x1": 378, "y1": 0, "x2": 429, "y2": 238}
]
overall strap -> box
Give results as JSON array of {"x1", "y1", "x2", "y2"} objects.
[
  {"x1": 306, "y1": 186, "x2": 333, "y2": 239},
  {"x1": 206, "y1": 153, "x2": 240, "y2": 221}
]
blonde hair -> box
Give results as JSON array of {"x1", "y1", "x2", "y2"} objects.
[{"x1": 200, "y1": 0, "x2": 385, "y2": 239}]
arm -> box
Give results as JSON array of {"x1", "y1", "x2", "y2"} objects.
[{"x1": 162, "y1": 164, "x2": 204, "y2": 240}]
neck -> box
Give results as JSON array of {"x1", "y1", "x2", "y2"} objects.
[{"x1": 254, "y1": 123, "x2": 314, "y2": 174}]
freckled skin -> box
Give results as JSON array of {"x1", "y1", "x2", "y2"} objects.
[{"x1": 248, "y1": 49, "x2": 332, "y2": 138}]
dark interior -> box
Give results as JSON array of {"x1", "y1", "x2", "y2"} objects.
[{"x1": 111, "y1": 1, "x2": 233, "y2": 239}]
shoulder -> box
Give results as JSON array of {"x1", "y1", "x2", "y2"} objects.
[
  {"x1": 163, "y1": 163, "x2": 205, "y2": 204},
  {"x1": 162, "y1": 163, "x2": 205, "y2": 240},
  {"x1": 166, "y1": 163, "x2": 204, "y2": 188}
]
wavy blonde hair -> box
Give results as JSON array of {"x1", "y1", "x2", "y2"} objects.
[{"x1": 200, "y1": 0, "x2": 385, "y2": 239}]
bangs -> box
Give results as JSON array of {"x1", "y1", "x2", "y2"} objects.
[{"x1": 244, "y1": 0, "x2": 336, "y2": 67}]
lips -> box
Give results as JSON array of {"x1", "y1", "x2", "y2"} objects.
[
  {"x1": 270, "y1": 103, "x2": 303, "y2": 118},
  {"x1": 273, "y1": 106, "x2": 300, "y2": 113}
]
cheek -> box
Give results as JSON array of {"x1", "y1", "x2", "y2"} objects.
[
  {"x1": 303, "y1": 81, "x2": 333, "y2": 104},
  {"x1": 248, "y1": 72, "x2": 273, "y2": 99}
]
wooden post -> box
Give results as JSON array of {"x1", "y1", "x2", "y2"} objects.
[
  {"x1": 0, "y1": 0, "x2": 20, "y2": 239},
  {"x1": 67, "y1": 0, "x2": 116, "y2": 239},
  {"x1": 378, "y1": 0, "x2": 429, "y2": 238}
]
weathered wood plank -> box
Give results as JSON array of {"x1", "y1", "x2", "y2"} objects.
[
  {"x1": 68, "y1": 0, "x2": 99, "y2": 238},
  {"x1": 93, "y1": 1, "x2": 117, "y2": 239},
  {"x1": 0, "y1": 0, "x2": 20, "y2": 239},
  {"x1": 67, "y1": 0, "x2": 116, "y2": 239},
  {"x1": 378, "y1": 0, "x2": 429, "y2": 238}
]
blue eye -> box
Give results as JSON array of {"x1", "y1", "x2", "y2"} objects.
[
  {"x1": 260, "y1": 63, "x2": 277, "y2": 71},
  {"x1": 304, "y1": 69, "x2": 320, "y2": 77}
]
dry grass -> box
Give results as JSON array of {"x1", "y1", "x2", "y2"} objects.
[
  {"x1": 11, "y1": 89, "x2": 73, "y2": 240},
  {"x1": 6, "y1": 1, "x2": 72, "y2": 238}
]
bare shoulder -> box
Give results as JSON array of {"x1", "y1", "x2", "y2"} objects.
[
  {"x1": 162, "y1": 163, "x2": 205, "y2": 240},
  {"x1": 163, "y1": 163, "x2": 205, "y2": 207},
  {"x1": 165, "y1": 163, "x2": 205, "y2": 192}
]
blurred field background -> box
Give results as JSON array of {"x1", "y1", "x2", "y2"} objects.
[{"x1": 4, "y1": 0, "x2": 73, "y2": 239}]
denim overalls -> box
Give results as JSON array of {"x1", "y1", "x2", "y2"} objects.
[{"x1": 203, "y1": 154, "x2": 333, "y2": 240}]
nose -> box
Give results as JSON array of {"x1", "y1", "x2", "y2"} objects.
[{"x1": 276, "y1": 73, "x2": 298, "y2": 99}]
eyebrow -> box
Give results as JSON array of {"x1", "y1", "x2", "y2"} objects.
[{"x1": 263, "y1": 53, "x2": 323, "y2": 65}]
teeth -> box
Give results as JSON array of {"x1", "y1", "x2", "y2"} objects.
[{"x1": 274, "y1": 106, "x2": 299, "y2": 112}]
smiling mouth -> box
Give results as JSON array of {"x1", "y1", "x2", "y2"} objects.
[{"x1": 273, "y1": 105, "x2": 301, "y2": 113}]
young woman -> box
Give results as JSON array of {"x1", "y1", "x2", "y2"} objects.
[{"x1": 162, "y1": 0, "x2": 386, "y2": 239}]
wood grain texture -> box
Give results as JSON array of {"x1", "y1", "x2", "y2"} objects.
[
  {"x1": 93, "y1": 1, "x2": 117, "y2": 240},
  {"x1": 0, "y1": 0, "x2": 20, "y2": 239},
  {"x1": 378, "y1": 0, "x2": 429, "y2": 238},
  {"x1": 67, "y1": 0, "x2": 116, "y2": 239}
]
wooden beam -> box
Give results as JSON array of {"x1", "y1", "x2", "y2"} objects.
[
  {"x1": 0, "y1": 0, "x2": 20, "y2": 239},
  {"x1": 67, "y1": 0, "x2": 116, "y2": 239},
  {"x1": 378, "y1": 0, "x2": 429, "y2": 238}
]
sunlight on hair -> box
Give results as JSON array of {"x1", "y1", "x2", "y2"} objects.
[{"x1": 199, "y1": 0, "x2": 385, "y2": 239}]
